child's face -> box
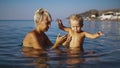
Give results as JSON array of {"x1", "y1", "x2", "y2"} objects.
[{"x1": 70, "y1": 20, "x2": 83, "y2": 32}]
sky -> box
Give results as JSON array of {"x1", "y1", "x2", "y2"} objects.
[{"x1": 0, "y1": 0, "x2": 120, "y2": 20}]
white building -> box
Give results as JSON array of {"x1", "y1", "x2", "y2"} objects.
[
  {"x1": 99, "y1": 11, "x2": 120, "y2": 20},
  {"x1": 99, "y1": 12, "x2": 114, "y2": 20}
]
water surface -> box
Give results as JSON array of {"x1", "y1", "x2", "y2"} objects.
[{"x1": 0, "y1": 20, "x2": 120, "y2": 68}]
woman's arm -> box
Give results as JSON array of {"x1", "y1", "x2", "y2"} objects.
[{"x1": 51, "y1": 33, "x2": 67, "y2": 49}]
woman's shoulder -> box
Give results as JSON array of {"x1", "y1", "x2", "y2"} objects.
[
  {"x1": 24, "y1": 30, "x2": 36, "y2": 39},
  {"x1": 28, "y1": 30, "x2": 37, "y2": 36}
]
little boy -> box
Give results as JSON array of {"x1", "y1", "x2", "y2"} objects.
[{"x1": 57, "y1": 14, "x2": 104, "y2": 52}]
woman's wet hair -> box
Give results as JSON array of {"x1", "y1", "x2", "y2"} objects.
[{"x1": 34, "y1": 8, "x2": 52, "y2": 25}]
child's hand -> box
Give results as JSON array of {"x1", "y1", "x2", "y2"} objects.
[
  {"x1": 97, "y1": 31, "x2": 104, "y2": 36},
  {"x1": 56, "y1": 19, "x2": 63, "y2": 25},
  {"x1": 56, "y1": 19, "x2": 65, "y2": 29}
]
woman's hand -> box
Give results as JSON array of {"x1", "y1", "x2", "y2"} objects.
[
  {"x1": 55, "y1": 33, "x2": 67, "y2": 45},
  {"x1": 62, "y1": 34, "x2": 72, "y2": 47},
  {"x1": 51, "y1": 33, "x2": 67, "y2": 49}
]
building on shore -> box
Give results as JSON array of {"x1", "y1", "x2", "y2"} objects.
[{"x1": 99, "y1": 11, "x2": 120, "y2": 21}]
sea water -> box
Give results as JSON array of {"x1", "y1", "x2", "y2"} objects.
[{"x1": 0, "y1": 20, "x2": 120, "y2": 68}]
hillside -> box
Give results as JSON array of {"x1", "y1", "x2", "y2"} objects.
[{"x1": 78, "y1": 8, "x2": 120, "y2": 17}]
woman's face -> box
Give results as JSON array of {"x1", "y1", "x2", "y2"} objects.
[
  {"x1": 38, "y1": 15, "x2": 51, "y2": 32},
  {"x1": 42, "y1": 20, "x2": 51, "y2": 32}
]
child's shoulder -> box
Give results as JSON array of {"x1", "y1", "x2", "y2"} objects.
[
  {"x1": 66, "y1": 28, "x2": 72, "y2": 32},
  {"x1": 82, "y1": 31, "x2": 88, "y2": 34},
  {"x1": 80, "y1": 31, "x2": 88, "y2": 35}
]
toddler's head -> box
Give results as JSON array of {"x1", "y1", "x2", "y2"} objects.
[{"x1": 67, "y1": 14, "x2": 83, "y2": 32}]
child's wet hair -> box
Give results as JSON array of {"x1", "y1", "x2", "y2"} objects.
[{"x1": 67, "y1": 14, "x2": 83, "y2": 24}]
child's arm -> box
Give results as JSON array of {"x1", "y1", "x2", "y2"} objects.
[
  {"x1": 85, "y1": 31, "x2": 104, "y2": 39},
  {"x1": 56, "y1": 19, "x2": 70, "y2": 32}
]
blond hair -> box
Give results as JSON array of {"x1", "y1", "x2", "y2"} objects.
[
  {"x1": 67, "y1": 14, "x2": 83, "y2": 24},
  {"x1": 34, "y1": 8, "x2": 52, "y2": 25}
]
